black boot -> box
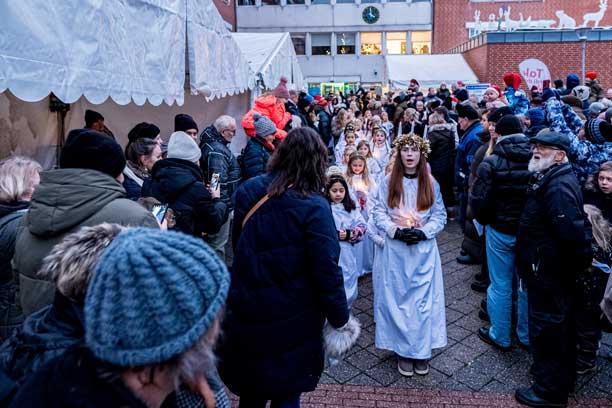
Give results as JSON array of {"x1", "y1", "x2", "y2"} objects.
[
  {"x1": 515, "y1": 387, "x2": 567, "y2": 407},
  {"x1": 471, "y1": 280, "x2": 489, "y2": 293},
  {"x1": 457, "y1": 254, "x2": 480, "y2": 265}
]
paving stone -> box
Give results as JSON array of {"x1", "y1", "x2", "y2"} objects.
[
  {"x1": 324, "y1": 359, "x2": 360, "y2": 383},
  {"x1": 453, "y1": 362, "x2": 495, "y2": 391},
  {"x1": 392, "y1": 367, "x2": 449, "y2": 389},
  {"x1": 355, "y1": 327, "x2": 375, "y2": 348},
  {"x1": 480, "y1": 379, "x2": 514, "y2": 394},
  {"x1": 352, "y1": 296, "x2": 371, "y2": 313},
  {"x1": 454, "y1": 313, "x2": 485, "y2": 332},
  {"x1": 447, "y1": 324, "x2": 472, "y2": 342},
  {"x1": 430, "y1": 355, "x2": 466, "y2": 376},
  {"x1": 365, "y1": 345, "x2": 394, "y2": 360},
  {"x1": 346, "y1": 349, "x2": 381, "y2": 370},
  {"x1": 366, "y1": 359, "x2": 403, "y2": 386},
  {"x1": 346, "y1": 373, "x2": 382, "y2": 386},
  {"x1": 356, "y1": 312, "x2": 374, "y2": 329},
  {"x1": 460, "y1": 333, "x2": 492, "y2": 355},
  {"x1": 448, "y1": 300, "x2": 476, "y2": 315}
]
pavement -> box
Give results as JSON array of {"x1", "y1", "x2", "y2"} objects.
[{"x1": 315, "y1": 221, "x2": 612, "y2": 406}]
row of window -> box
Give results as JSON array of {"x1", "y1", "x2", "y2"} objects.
[
  {"x1": 239, "y1": 0, "x2": 429, "y2": 5},
  {"x1": 291, "y1": 31, "x2": 431, "y2": 56}
]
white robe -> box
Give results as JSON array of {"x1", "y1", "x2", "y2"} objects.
[
  {"x1": 372, "y1": 175, "x2": 447, "y2": 359},
  {"x1": 349, "y1": 175, "x2": 377, "y2": 276},
  {"x1": 331, "y1": 203, "x2": 366, "y2": 308},
  {"x1": 372, "y1": 143, "x2": 391, "y2": 173}
]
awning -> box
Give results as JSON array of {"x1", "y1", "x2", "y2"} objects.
[
  {"x1": 232, "y1": 32, "x2": 304, "y2": 92},
  {"x1": 0, "y1": 0, "x2": 254, "y2": 106},
  {"x1": 386, "y1": 54, "x2": 478, "y2": 89}
]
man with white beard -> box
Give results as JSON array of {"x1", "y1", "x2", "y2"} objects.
[{"x1": 515, "y1": 129, "x2": 592, "y2": 408}]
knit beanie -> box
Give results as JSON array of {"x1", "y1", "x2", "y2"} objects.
[
  {"x1": 554, "y1": 79, "x2": 564, "y2": 89},
  {"x1": 85, "y1": 109, "x2": 104, "y2": 127},
  {"x1": 174, "y1": 114, "x2": 198, "y2": 133},
  {"x1": 503, "y1": 73, "x2": 521, "y2": 89},
  {"x1": 586, "y1": 71, "x2": 598, "y2": 81},
  {"x1": 167, "y1": 131, "x2": 202, "y2": 163},
  {"x1": 488, "y1": 106, "x2": 514, "y2": 124},
  {"x1": 587, "y1": 102, "x2": 606, "y2": 118},
  {"x1": 253, "y1": 112, "x2": 277, "y2": 138},
  {"x1": 526, "y1": 108, "x2": 545, "y2": 126},
  {"x1": 606, "y1": 108, "x2": 612, "y2": 124},
  {"x1": 127, "y1": 122, "x2": 161, "y2": 143},
  {"x1": 85, "y1": 228, "x2": 230, "y2": 367},
  {"x1": 272, "y1": 76, "x2": 290, "y2": 100},
  {"x1": 566, "y1": 74, "x2": 580, "y2": 90},
  {"x1": 586, "y1": 119, "x2": 607, "y2": 144},
  {"x1": 495, "y1": 115, "x2": 523, "y2": 136},
  {"x1": 60, "y1": 129, "x2": 126, "y2": 178},
  {"x1": 542, "y1": 87, "x2": 559, "y2": 102}
]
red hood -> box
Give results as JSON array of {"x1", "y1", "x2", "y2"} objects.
[{"x1": 503, "y1": 73, "x2": 522, "y2": 90}]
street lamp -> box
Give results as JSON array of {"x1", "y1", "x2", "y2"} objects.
[{"x1": 575, "y1": 27, "x2": 589, "y2": 85}]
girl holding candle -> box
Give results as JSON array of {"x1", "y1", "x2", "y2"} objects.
[
  {"x1": 357, "y1": 140, "x2": 383, "y2": 180},
  {"x1": 325, "y1": 174, "x2": 367, "y2": 308},
  {"x1": 372, "y1": 133, "x2": 447, "y2": 377}
]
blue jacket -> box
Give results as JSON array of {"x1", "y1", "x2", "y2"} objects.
[
  {"x1": 504, "y1": 87, "x2": 530, "y2": 116},
  {"x1": 241, "y1": 137, "x2": 273, "y2": 181},
  {"x1": 455, "y1": 121, "x2": 484, "y2": 188},
  {"x1": 218, "y1": 173, "x2": 349, "y2": 398},
  {"x1": 545, "y1": 98, "x2": 612, "y2": 185}
]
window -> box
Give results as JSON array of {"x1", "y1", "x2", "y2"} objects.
[
  {"x1": 311, "y1": 0, "x2": 330, "y2": 4},
  {"x1": 261, "y1": 0, "x2": 280, "y2": 4},
  {"x1": 336, "y1": 32, "x2": 355, "y2": 55},
  {"x1": 336, "y1": 0, "x2": 354, "y2": 3},
  {"x1": 286, "y1": 0, "x2": 305, "y2": 3},
  {"x1": 360, "y1": 32, "x2": 382, "y2": 55},
  {"x1": 291, "y1": 33, "x2": 306, "y2": 55},
  {"x1": 237, "y1": 0, "x2": 256, "y2": 5},
  {"x1": 361, "y1": 0, "x2": 380, "y2": 3},
  {"x1": 311, "y1": 33, "x2": 332, "y2": 55},
  {"x1": 411, "y1": 31, "x2": 431, "y2": 54},
  {"x1": 388, "y1": 0, "x2": 405, "y2": 2},
  {"x1": 386, "y1": 32, "x2": 406, "y2": 55}
]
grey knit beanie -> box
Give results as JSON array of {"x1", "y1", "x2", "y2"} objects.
[
  {"x1": 167, "y1": 131, "x2": 201, "y2": 163},
  {"x1": 253, "y1": 112, "x2": 276, "y2": 138},
  {"x1": 84, "y1": 228, "x2": 230, "y2": 367}
]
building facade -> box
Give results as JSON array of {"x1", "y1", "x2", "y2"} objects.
[
  {"x1": 433, "y1": 0, "x2": 612, "y2": 53},
  {"x1": 236, "y1": 0, "x2": 432, "y2": 93}
]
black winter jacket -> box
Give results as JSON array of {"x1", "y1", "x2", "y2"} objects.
[
  {"x1": 218, "y1": 173, "x2": 349, "y2": 399},
  {"x1": 317, "y1": 109, "x2": 332, "y2": 145},
  {"x1": 583, "y1": 184, "x2": 612, "y2": 223},
  {"x1": 199, "y1": 125, "x2": 241, "y2": 211},
  {"x1": 470, "y1": 134, "x2": 532, "y2": 235},
  {"x1": 0, "y1": 202, "x2": 28, "y2": 285},
  {"x1": 427, "y1": 124, "x2": 456, "y2": 181},
  {"x1": 241, "y1": 137, "x2": 273, "y2": 181},
  {"x1": 142, "y1": 159, "x2": 227, "y2": 237},
  {"x1": 516, "y1": 163, "x2": 593, "y2": 289}
]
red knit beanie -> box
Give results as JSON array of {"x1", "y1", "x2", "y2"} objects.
[{"x1": 586, "y1": 71, "x2": 598, "y2": 81}]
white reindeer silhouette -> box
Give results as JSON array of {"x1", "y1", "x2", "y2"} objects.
[
  {"x1": 503, "y1": 7, "x2": 520, "y2": 31},
  {"x1": 583, "y1": 0, "x2": 608, "y2": 28}
]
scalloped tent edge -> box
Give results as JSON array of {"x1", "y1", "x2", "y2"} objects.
[{"x1": 0, "y1": 0, "x2": 254, "y2": 107}]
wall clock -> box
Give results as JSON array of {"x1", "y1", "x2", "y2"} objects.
[{"x1": 362, "y1": 6, "x2": 380, "y2": 25}]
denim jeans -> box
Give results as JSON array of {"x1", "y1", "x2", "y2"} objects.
[
  {"x1": 486, "y1": 226, "x2": 529, "y2": 347},
  {"x1": 238, "y1": 394, "x2": 301, "y2": 408}
]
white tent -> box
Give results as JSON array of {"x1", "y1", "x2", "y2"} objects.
[
  {"x1": 386, "y1": 54, "x2": 478, "y2": 89},
  {"x1": 232, "y1": 32, "x2": 304, "y2": 98},
  {"x1": 0, "y1": 0, "x2": 256, "y2": 162}
]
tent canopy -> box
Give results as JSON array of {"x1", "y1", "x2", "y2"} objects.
[
  {"x1": 0, "y1": 0, "x2": 254, "y2": 106},
  {"x1": 386, "y1": 54, "x2": 478, "y2": 89},
  {"x1": 232, "y1": 32, "x2": 304, "y2": 93}
]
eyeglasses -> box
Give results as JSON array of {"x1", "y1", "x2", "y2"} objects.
[
  {"x1": 530, "y1": 143, "x2": 560, "y2": 152},
  {"x1": 223, "y1": 128, "x2": 237, "y2": 134}
]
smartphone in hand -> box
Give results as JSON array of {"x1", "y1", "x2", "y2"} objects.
[
  {"x1": 151, "y1": 204, "x2": 169, "y2": 224},
  {"x1": 210, "y1": 173, "x2": 220, "y2": 192}
]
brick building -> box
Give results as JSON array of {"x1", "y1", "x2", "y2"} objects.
[
  {"x1": 213, "y1": 0, "x2": 236, "y2": 30},
  {"x1": 433, "y1": 0, "x2": 612, "y2": 53}
]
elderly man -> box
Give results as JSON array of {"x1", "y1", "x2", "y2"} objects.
[
  {"x1": 515, "y1": 129, "x2": 592, "y2": 408},
  {"x1": 200, "y1": 115, "x2": 241, "y2": 262}
]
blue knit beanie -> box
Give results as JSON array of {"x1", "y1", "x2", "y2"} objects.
[
  {"x1": 526, "y1": 108, "x2": 545, "y2": 127},
  {"x1": 84, "y1": 228, "x2": 230, "y2": 367}
]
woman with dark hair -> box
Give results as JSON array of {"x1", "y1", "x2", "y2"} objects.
[
  {"x1": 219, "y1": 127, "x2": 350, "y2": 408},
  {"x1": 372, "y1": 133, "x2": 447, "y2": 378},
  {"x1": 123, "y1": 137, "x2": 162, "y2": 200},
  {"x1": 584, "y1": 161, "x2": 612, "y2": 222}
]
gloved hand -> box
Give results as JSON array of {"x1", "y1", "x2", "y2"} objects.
[
  {"x1": 403, "y1": 228, "x2": 427, "y2": 245},
  {"x1": 393, "y1": 228, "x2": 414, "y2": 243}
]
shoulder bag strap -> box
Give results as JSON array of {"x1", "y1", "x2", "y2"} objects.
[{"x1": 242, "y1": 194, "x2": 270, "y2": 228}]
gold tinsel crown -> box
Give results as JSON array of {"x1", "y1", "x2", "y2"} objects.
[{"x1": 392, "y1": 133, "x2": 431, "y2": 159}]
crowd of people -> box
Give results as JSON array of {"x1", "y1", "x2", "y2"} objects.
[{"x1": 0, "y1": 72, "x2": 611, "y2": 408}]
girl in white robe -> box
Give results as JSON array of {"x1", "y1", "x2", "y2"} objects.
[
  {"x1": 326, "y1": 175, "x2": 367, "y2": 308},
  {"x1": 372, "y1": 133, "x2": 447, "y2": 377},
  {"x1": 371, "y1": 128, "x2": 392, "y2": 173},
  {"x1": 357, "y1": 140, "x2": 383, "y2": 181},
  {"x1": 346, "y1": 154, "x2": 378, "y2": 276},
  {"x1": 335, "y1": 129, "x2": 357, "y2": 166}
]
